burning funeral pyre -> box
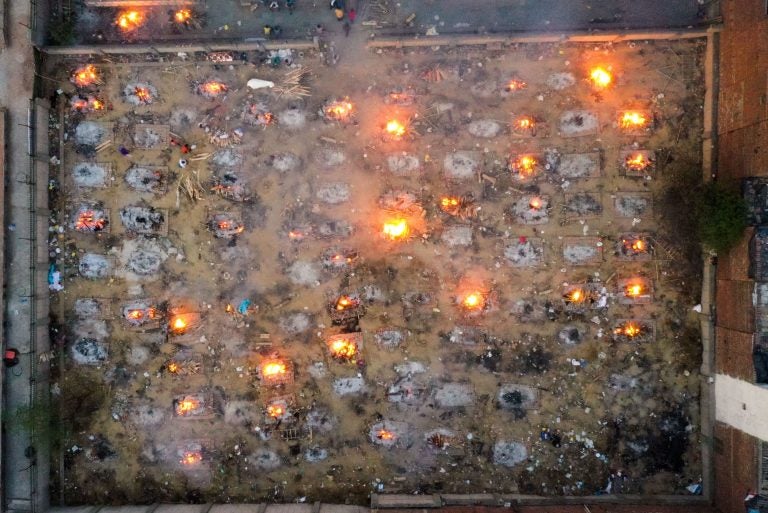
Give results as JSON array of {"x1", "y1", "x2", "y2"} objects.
[
  {"x1": 124, "y1": 83, "x2": 157, "y2": 106},
  {"x1": 322, "y1": 98, "x2": 355, "y2": 122},
  {"x1": 612, "y1": 319, "x2": 654, "y2": 343},
  {"x1": 589, "y1": 66, "x2": 613, "y2": 90},
  {"x1": 622, "y1": 150, "x2": 655, "y2": 175},
  {"x1": 115, "y1": 10, "x2": 145, "y2": 32},
  {"x1": 197, "y1": 80, "x2": 229, "y2": 100},
  {"x1": 173, "y1": 393, "x2": 207, "y2": 418},
  {"x1": 509, "y1": 154, "x2": 540, "y2": 179},
  {"x1": 512, "y1": 115, "x2": 537, "y2": 136},
  {"x1": 122, "y1": 300, "x2": 161, "y2": 328},
  {"x1": 618, "y1": 233, "x2": 652, "y2": 260},
  {"x1": 72, "y1": 203, "x2": 109, "y2": 233},
  {"x1": 329, "y1": 292, "x2": 365, "y2": 323},
  {"x1": 71, "y1": 65, "x2": 101, "y2": 88},
  {"x1": 71, "y1": 95, "x2": 106, "y2": 113},
  {"x1": 209, "y1": 213, "x2": 245, "y2": 238},
  {"x1": 258, "y1": 357, "x2": 293, "y2": 386},
  {"x1": 326, "y1": 332, "x2": 362, "y2": 362}
]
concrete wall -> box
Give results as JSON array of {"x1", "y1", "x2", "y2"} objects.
[{"x1": 713, "y1": 0, "x2": 768, "y2": 511}]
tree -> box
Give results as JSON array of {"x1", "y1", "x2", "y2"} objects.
[{"x1": 695, "y1": 181, "x2": 747, "y2": 253}]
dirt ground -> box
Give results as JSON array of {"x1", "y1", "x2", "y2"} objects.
[{"x1": 44, "y1": 36, "x2": 706, "y2": 504}]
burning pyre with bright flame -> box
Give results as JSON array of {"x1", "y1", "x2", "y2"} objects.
[
  {"x1": 180, "y1": 450, "x2": 202, "y2": 466},
  {"x1": 71, "y1": 65, "x2": 101, "y2": 87},
  {"x1": 259, "y1": 358, "x2": 292, "y2": 385},
  {"x1": 618, "y1": 111, "x2": 650, "y2": 132},
  {"x1": 174, "y1": 395, "x2": 203, "y2": 417},
  {"x1": 210, "y1": 213, "x2": 245, "y2": 238},
  {"x1": 321, "y1": 247, "x2": 358, "y2": 271},
  {"x1": 329, "y1": 293, "x2": 365, "y2": 322},
  {"x1": 589, "y1": 67, "x2": 613, "y2": 90},
  {"x1": 71, "y1": 96, "x2": 106, "y2": 113},
  {"x1": 504, "y1": 78, "x2": 527, "y2": 93},
  {"x1": 512, "y1": 115, "x2": 536, "y2": 136},
  {"x1": 619, "y1": 234, "x2": 651, "y2": 259},
  {"x1": 623, "y1": 151, "x2": 654, "y2": 174},
  {"x1": 168, "y1": 311, "x2": 201, "y2": 335},
  {"x1": 265, "y1": 398, "x2": 290, "y2": 420},
  {"x1": 323, "y1": 98, "x2": 354, "y2": 122},
  {"x1": 73, "y1": 205, "x2": 109, "y2": 233},
  {"x1": 563, "y1": 286, "x2": 596, "y2": 305},
  {"x1": 197, "y1": 80, "x2": 229, "y2": 99},
  {"x1": 370, "y1": 422, "x2": 404, "y2": 447},
  {"x1": 619, "y1": 277, "x2": 652, "y2": 304},
  {"x1": 115, "y1": 10, "x2": 145, "y2": 32},
  {"x1": 613, "y1": 320, "x2": 651, "y2": 342},
  {"x1": 327, "y1": 333, "x2": 361, "y2": 361},
  {"x1": 122, "y1": 302, "x2": 160, "y2": 327},
  {"x1": 382, "y1": 218, "x2": 410, "y2": 241},
  {"x1": 384, "y1": 119, "x2": 407, "y2": 139},
  {"x1": 510, "y1": 154, "x2": 539, "y2": 178}
]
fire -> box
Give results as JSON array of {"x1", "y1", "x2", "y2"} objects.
[
  {"x1": 623, "y1": 238, "x2": 647, "y2": 253},
  {"x1": 441, "y1": 196, "x2": 460, "y2": 209},
  {"x1": 180, "y1": 451, "x2": 202, "y2": 465},
  {"x1": 335, "y1": 295, "x2": 357, "y2": 311},
  {"x1": 385, "y1": 120, "x2": 406, "y2": 138},
  {"x1": 505, "y1": 79, "x2": 527, "y2": 92},
  {"x1": 324, "y1": 100, "x2": 354, "y2": 121},
  {"x1": 266, "y1": 402, "x2": 286, "y2": 418},
  {"x1": 329, "y1": 338, "x2": 357, "y2": 359},
  {"x1": 589, "y1": 67, "x2": 612, "y2": 89},
  {"x1": 261, "y1": 361, "x2": 287, "y2": 378},
  {"x1": 134, "y1": 87, "x2": 152, "y2": 104},
  {"x1": 382, "y1": 218, "x2": 409, "y2": 240},
  {"x1": 461, "y1": 291, "x2": 485, "y2": 310},
  {"x1": 167, "y1": 362, "x2": 180, "y2": 374},
  {"x1": 625, "y1": 152, "x2": 651, "y2": 171},
  {"x1": 529, "y1": 196, "x2": 543, "y2": 210},
  {"x1": 512, "y1": 154, "x2": 537, "y2": 176},
  {"x1": 218, "y1": 220, "x2": 244, "y2": 233},
  {"x1": 619, "y1": 111, "x2": 648, "y2": 130},
  {"x1": 174, "y1": 9, "x2": 192, "y2": 23},
  {"x1": 377, "y1": 429, "x2": 396, "y2": 441},
  {"x1": 72, "y1": 65, "x2": 99, "y2": 87},
  {"x1": 116, "y1": 10, "x2": 145, "y2": 31},
  {"x1": 625, "y1": 283, "x2": 644, "y2": 297},
  {"x1": 566, "y1": 288, "x2": 586, "y2": 303},
  {"x1": 91, "y1": 99, "x2": 105, "y2": 110},
  {"x1": 201, "y1": 81, "x2": 228, "y2": 96},
  {"x1": 614, "y1": 322, "x2": 642, "y2": 338},
  {"x1": 170, "y1": 316, "x2": 188, "y2": 333},
  {"x1": 288, "y1": 229, "x2": 305, "y2": 241},
  {"x1": 176, "y1": 397, "x2": 200, "y2": 416},
  {"x1": 514, "y1": 116, "x2": 535, "y2": 132},
  {"x1": 75, "y1": 210, "x2": 107, "y2": 232},
  {"x1": 127, "y1": 309, "x2": 143, "y2": 320}
]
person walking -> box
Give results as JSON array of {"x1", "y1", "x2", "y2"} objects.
[
  {"x1": 348, "y1": 7, "x2": 356, "y2": 23},
  {"x1": 343, "y1": 21, "x2": 350, "y2": 36},
  {"x1": 334, "y1": 7, "x2": 344, "y2": 20}
]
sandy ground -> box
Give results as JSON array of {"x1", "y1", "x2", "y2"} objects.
[{"x1": 45, "y1": 35, "x2": 705, "y2": 504}]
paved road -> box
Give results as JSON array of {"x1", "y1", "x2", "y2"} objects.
[{"x1": 69, "y1": 0, "x2": 705, "y2": 45}]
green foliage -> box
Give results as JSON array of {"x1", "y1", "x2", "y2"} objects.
[
  {"x1": 695, "y1": 181, "x2": 747, "y2": 253},
  {"x1": 49, "y1": 16, "x2": 76, "y2": 46}
]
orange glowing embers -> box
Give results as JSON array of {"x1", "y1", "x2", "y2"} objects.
[
  {"x1": 326, "y1": 332, "x2": 362, "y2": 362},
  {"x1": 382, "y1": 218, "x2": 410, "y2": 241},
  {"x1": 460, "y1": 291, "x2": 486, "y2": 312},
  {"x1": 439, "y1": 194, "x2": 478, "y2": 219},
  {"x1": 168, "y1": 311, "x2": 201, "y2": 336},
  {"x1": 286, "y1": 226, "x2": 310, "y2": 242},
  {"x1": 73, "y1": 204, "x2": 109, "y2": 233},
  {"x1": 529, "y1": 196, "x2": 544, "y2": 210},
  {"x1": 384, "y1": 119, "x2": 407, "y2": 140},
  {"x1": 122, "y1": 300, "x2": 161, "y2": 328},
  {"x1": 71, "y1": 64, "x2": 101, "y2": 87},
  {"x1": 504, "y1": 78, "x2": 527, "y2": 93},
  {"x1": 370, "y1": 421, "x2": 405, "y2": 447},
  {"x1": 565, "y1": 287, "x2": 588, "y2": 304},
  {"x1": 198, "y1": 80, "x2": 229, "y2": 99},
  {"x1": 322, "y1": 247, "x2": 358, "y2": 271},
  {"x1": 180, "y1": 450, "x2": 202, "y2": 466},
  {"x1": 512, "y1": 115, "x2": 537, "y2": 136},
  {"x1": 173, "y1": 394, "x2": 207, "y2": 418},
  {"x1": 618, "y1": 233, "x2": 651, "y2": 260},
  {"x1": 510, "y1": 154, "x2": 540, "y2": 179},
  {"x1": 619, "y1": 277, "x2": 652, "y2": 304},
  {"x1": 265, "y1": 398, "x2": 290, "y2": 422},
  {"x1": 329, "y1": 292, "x2": 365, "y2": 322},
  {"x1": 210, "y1": 213, "x2": 244, "y2": 239},
  {"x1": 116, "y1": 10, "x2": 145, "y2": 31},
  {"x1": 323, "y1": 98, "x2": 355, "y2": 122},
  {"x1": 589, "y1": 66, "x2": 613, "y2": 90},
  {"x1": 174, "y1": 9, "x2": 192, "y2": 23},
  {"x1": 613, "y1": 320, "x2": 653, "y2": 342},
  {"x1": 259, "y1": 357, "x2": 293, "y2": 386},
  {"x1": 622, "y1": 150, "x2": 655, "y2": 175},
  {"x1": 618, "y1": 110, "x2": 650, "y2": 132}
]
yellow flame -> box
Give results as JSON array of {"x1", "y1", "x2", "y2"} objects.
[
  {"x1": 383, "y1": 219, "x2": 409, "y2": 240},
  {"x1": 590, "y1": 67, "x2": 612, "y2": 89}
]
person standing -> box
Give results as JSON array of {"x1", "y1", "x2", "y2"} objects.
[
  {"x1": 334, "y1": 7, "x2": 344, "y2": 20},
  {"x1": 348, "y1": 7, "x2": 356, "y2": 23},
  {"x1": 343, "y1": 21, "x2": 350, "y2": 36}
]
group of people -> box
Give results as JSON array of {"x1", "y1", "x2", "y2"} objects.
[
  {"x1": 330, "y1": 0, "x2": 356, "y2": 22},
  {"x1": 264, "y1": 0, "x2": 295, "y2": 13}
]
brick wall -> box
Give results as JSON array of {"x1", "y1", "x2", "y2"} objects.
[{"x1": 714, "y1": 422, "x2": 759, "y2": 513}]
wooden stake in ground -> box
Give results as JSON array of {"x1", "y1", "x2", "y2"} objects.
[{"x1": 273, "y1": 67, "x2": 311, "y2": 99}]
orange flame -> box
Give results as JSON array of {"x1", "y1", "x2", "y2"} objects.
[
  {"x1": 506, "y1": 79, "x2": 527, "y2": 92},
  {"x1": 625, "y1": 152, "x2": 651, "y2": 171},
  {"x1": 382, "y1": 218, "x2": 409, "y2": 240},
  {"x1": 623, "y1": 238, "x2": 647, "y2": 252},
  {"x1": 385, "y1": 120, "x2": 406, "y2": 138},
  {"x1": 529, "y1": 196, "x2": 543, "y2": 210},
  {"x1": 176, "y1": 397, "x2": 201, "y2": 416},
  {"x1": 566, "y1": 289, "x2": 586, "y2": 303},
  {"x1": 201, "y1": 81, "x2": 228, "y2": 96},
  {"x1": 91, "y1": 98, "x2": 105, "y2": 110},
  {"x1": 513, "y1": 154, "x2": 537, "y2": 176},
  {"x1": 619, "y1": 111, "x2": 648, "y2": 129},
  {"x1": 288, "y1": 229, "x2": 305, "y2": 241},
  {"x1": 461, "y1": 291, "x2": 485, "y2": 310},
  {"x1": 329, "y1": 338, "x2": 357, "y2": 359},
  {"x1": 180, "y1": 450, "x2": 202, "y2": 465},
  {"x1": 324, "y1": 100, "x2": 354, "y2": 121},
  {"x1": 440, "y1": 196, "x2": 459, "y2": 208},
  {"x1": 167, "y1": 362, "x2": 180, "y2": 374},
  {"x1": 73, "y1": 65, "x2": 99, "y2": 87},
  {"x1": 134, "y1": 87, "x2": 152, "y2": 103},
  {"x1": 589, "y1": 67, "x2": 612, "y2": 89},
  {"x1": 217, "y1": 219, "x2": 244, "y2": 233},
  {"x1": 377, "y1": 429, "x2": 395, "y2": 441},
  {"x1": 116, "y1": 10, "x2": 144, "y2": 31},
  {"x1": 127, "y1": 309, "x2": 143, "y2": 320},
  {"x1": 614, "y1": 322, "x2": 642, "y2": 338},
  {"x1": 174, "y1": 9, "x2": 192, "y2": 23},
  {"x1": 266, "y1": 402, "x2": 286, "y2": 418},
  {"x1": 335, "y1": 295, "x2": 357, "y2": 311},
  {"x1": 625, "y1": 283, "x2": 644, "y2": 297},
  {"x1": 514, "y1": 116, "x2": 535, "y2": 132},
  {"x1": 170, "y1": 316, "x2": 188, "y2": 333},
  {"x1": 261, "y1": 361, "x2": 287, "y2": 378}
]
